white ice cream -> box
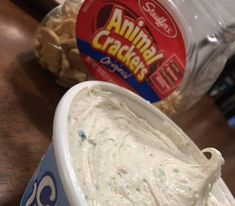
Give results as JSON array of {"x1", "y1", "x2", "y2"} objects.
[{"x1": 67, "y1": 87, "x2": 224, "y2": 206}]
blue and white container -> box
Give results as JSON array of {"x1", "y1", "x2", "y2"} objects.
[{"x1": 20, "y1": 81, "x2": 235, "y2": 206}]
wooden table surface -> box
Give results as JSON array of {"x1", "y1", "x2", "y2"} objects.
[{"x1": 0, "y1": 1, "x2": 234, "y2": 205}]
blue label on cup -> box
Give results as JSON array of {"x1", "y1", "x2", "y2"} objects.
[{"x1": 20, "y1": 144, "x2": 70, "y2": 206}]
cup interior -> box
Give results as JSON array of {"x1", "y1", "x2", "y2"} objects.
[{"x1": 52, "y1": 81, "x2": 234, "y2": 206}]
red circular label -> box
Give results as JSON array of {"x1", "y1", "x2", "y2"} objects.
[{"x1": 76, "y1": 0, "x2": 186, "y2": 102}]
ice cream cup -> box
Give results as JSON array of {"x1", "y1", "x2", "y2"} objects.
[{"x1": 20, "y1": 81, "x2": 235, "y2": 206}]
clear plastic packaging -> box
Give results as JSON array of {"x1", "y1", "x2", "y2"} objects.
[
  {"x1": 34, "y1": 0, "x2": 235, "y2": 116},
  {"x1": 156, "y1": 0, "x2": 235, "y2": 115},
  {"x1": 34, "y1": 0, "x2": 86, "y2": 87}
]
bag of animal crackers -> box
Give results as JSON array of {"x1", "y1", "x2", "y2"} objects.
[{"x1": 34, "y1": 0, "x2": 235, "y2": 116}]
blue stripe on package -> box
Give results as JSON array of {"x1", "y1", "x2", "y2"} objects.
[
  {"x1": 20, "y1": 144, "x2": 70, "y2": 206},
  {"x1": 77, "y1": 39, "x2": 160, "y2": 103}
]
